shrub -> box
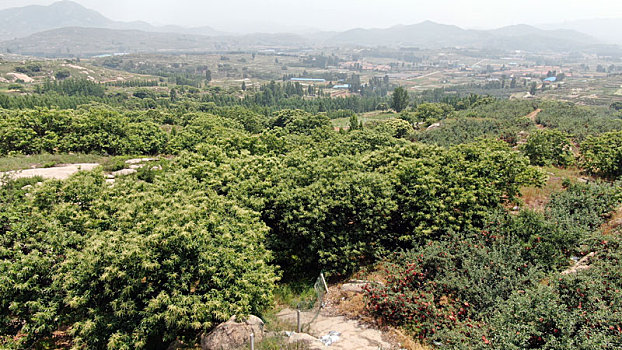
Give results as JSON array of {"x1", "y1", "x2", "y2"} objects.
[
  {"x1": 521, "y1": 129, "x2": 574, "y2": 166},
  {"x1": 0, "y1": 171, "x2": 277, "y2": 349},
  {"x1": 581, "y1": 130, "x2": 622, "y2": 178}
]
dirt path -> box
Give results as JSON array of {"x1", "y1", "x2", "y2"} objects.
[
  {"x1": 277, "y1": 308, "x2": 394, "y2": 349},
  {"x1": 1, "y1": 163, "x2": 99, "y2": 180},
  {"x1": 525, "y1": 108, "x2": 544, "y2": 129},
  {"x1": 6, "y1": 72, "x2": 34, "y2": 83}
]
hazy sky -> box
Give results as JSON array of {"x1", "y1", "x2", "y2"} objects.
[{"x1": 1, "y1": 0, "x2": 621, "y2": 32}]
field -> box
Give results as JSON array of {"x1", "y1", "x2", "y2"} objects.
[
  {"x1": 1, "y1": 41, "x2": 622, "y2": 350},
  {"x1": 2, "y1": 46, "x2": 622, "y2": 108},
  {"x1": 331, "y1": 111, "x2": 396, "y2": 128}
]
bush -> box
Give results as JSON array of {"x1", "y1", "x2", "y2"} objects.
[
  {"x1": 581, "y1": 130, "x2": 622, "y2": 178},
  {"x1": 521, "y1": 129, "x2": 574, "y2": 166},
  {"x1": 365, "y1": 227, "x2": 543, "y2": 343},
  {"x1": 545, "y1": 181, "x2": 621, "y2": 243},
  {"x1": 256, "y1": 140, "x2": 542, "y2": 278},
  {"x1": 0, "y1": 171, "x2": 277, "y2": 349}
]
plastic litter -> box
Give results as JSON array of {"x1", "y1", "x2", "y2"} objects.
[{"x1": 319, "y1": 331, "x2": 341, "y2": 346}]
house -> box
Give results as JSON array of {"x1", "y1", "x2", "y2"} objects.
[{"x1": 332, "y1": 84, "x2": 350, "y2": 89}]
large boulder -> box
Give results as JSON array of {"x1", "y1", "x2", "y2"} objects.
[{"x1": 201, "y1": 315, "x2": 264, "y2": 350}]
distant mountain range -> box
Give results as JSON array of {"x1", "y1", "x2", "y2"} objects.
[
  {"x1": 541, "y1": 18, "x2": 622, "y2": 45},
  {"x1": 0, "y1": 27, "x2": 311, "y2": 57},
  {"x1": 0, "y1": 1, "x2": 619, "y2": 57},
  {"x1": 327, "y1": 21, "x2": 599, "y2": 51},
  {"x1": 0, "y1": 0, "x2": 222, "y2": 40}
]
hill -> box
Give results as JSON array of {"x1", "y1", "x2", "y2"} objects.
[
  {"x1": 325, "y1": 21, "x2": 600, "y2": 51},
  {"x1": 0, "y1": 0, "x2": 221, "y2": 40},
  {"x1": 541, "y1": 18, "x2": 622, "y2": 45},
  {"x1": 0, "y1": 27, "x2": 219, "y2": 56},
  {"x1": 0, "y1": 27, "x2": 309, "y2": 57}
]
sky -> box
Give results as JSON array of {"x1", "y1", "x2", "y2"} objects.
[{"x1": 1, "y1": 0, "x2": 621, "y2": 33}]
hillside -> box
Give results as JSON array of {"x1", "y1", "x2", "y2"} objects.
[
  {"x1": 0, "y1": 27, "x2": 221, "y2": 57},
  {"x1": 0, "y1": 27, "x2": 311, "y2": 57},
  {"x1": 0, "y1": 0, "x2": 221, "y2": 40},
  {"x1": 326, "y1": 21, "x2": 600, "y2": 51},
  {"x1": 541, "y1": 18, "x2": 622, "y2": 45}
]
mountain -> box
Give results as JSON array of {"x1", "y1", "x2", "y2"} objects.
[
  {"x1": 329, "y1": 21, "x2": 485, "y2": 47},
  {"x1": 325, "y1": 21, "x2": 601, "y2": 51},
  {"x1": 0, "y1": 0, "x2": 222, "y2": 40},
  {"x1": 541, "y1": 18, "x2": 622, "y2": 45},
  {"x1": 0, "y1": 27, "x2": 309, "y2": 57},
  {"x1": 0, "y1": 1, "x2": 610, "y2": 57}
]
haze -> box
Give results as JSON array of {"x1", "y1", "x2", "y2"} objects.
[{"x1": 1, "y1": 0, "x2": 621, "y2": 33}]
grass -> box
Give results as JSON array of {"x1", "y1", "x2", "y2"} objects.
[
  {"x1": 0, "y1": 153, "x2": 107, "y2": 172},
  {"x1": 331, "y1": 111, "x2": 397, "y2": 128},
  {"x1": 519, "y1": 165, "x2": 588, "y2": 211},
  {"x1": 273, "y1": 282, "x2": 319, "y2": 310}
]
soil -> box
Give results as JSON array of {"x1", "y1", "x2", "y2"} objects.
[{"x1": 1, "y1": 163, "x2": 99, "y2": 180}]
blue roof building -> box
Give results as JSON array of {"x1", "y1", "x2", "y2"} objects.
[{"x1": 543, "y1": 77, "x2": 557, "y2": 82}]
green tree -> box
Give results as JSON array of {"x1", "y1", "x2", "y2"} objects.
[
  {"x1": 54, "y1": 69, "x2": 71, "y2": 80},
  {"x1": 581, "y1": 130, "x2": 622, "y2": 178},
  {"x1": 391, "y1": 86, "x2": 409, "y2": 113},
  {"x1": 529, "y1": 82, "x2": 537, "y2": 95},
  {"x1": 521, "y1": 129, "x2": 574, "y2": 167}
]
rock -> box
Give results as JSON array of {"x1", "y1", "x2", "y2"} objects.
[
  {"x1": 611, "y1": 218, "x2": 622, "y2": 229},
  {"x1": 111, "y1": 169, "x2": 137, "y2": 177},
  {"x1": 105, "y1": 179, "x2": 115, "y2": 185},
  {"x1": 129, "y1": 164, "x2": 145, "y2": 170},
  {"x1": 427, "y1": 122, "x2": 441, "y2": 130},
  {"x1": 287, "y1": 333, "x2": 325, "y2": 350},
  {"x1": 562, "y1": 252, "x2": 596, "y2": 275},
  {"x1": 340, "y1": 283, "x2": 368, "y2": 293},
  {"x1": 319, "y1": 331, "x2": 341, "y2": 346},
  {"x1": 105, "y1": 174, "x2": 115, "y2": 179},
  {"x1": 166, "y1": 340, "x2": 185, "y2": 350},
  {"x1": 201, "y1": 315, "x2": 264, "y2": 350},
  {"x1": 125, "y1": 158, "x2": 158, "y2": 164},
  {"x1": 21, "y1": 185, "x2": 33, "y2": 190}
]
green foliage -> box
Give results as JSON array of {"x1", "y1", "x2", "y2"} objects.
[
  {"x1": 1, "y1": 92, "x2": 620, "y2": 348},
  {"x1": 0, "y1": 108, "x2": 168, "y2": 156},
  {"x1": 581, "y1": 130, "x2": 622, "y2": 178},
  {"x1": 365, "y1": 227, "x2": 544, "y2": 342},
  {"x1": 537, "y1": 101, "x2": 622, "y2": 142},
  {"x1": 412, "y1": 102, "x2": 454, "y2": 123},
  {"x1": 36, "y1": 78, "x2": 105, "y2": 97},
  {"x1": 368, "y1": 118, "x2": 413, "y2": 138},
  {"x1": 545, "y1": 181, "x2": 621, "y2": 242},
  {"x1": 415, "y1": 100, "x2": 537, "y2": 146},
  {"x1": 246, "y1": 139, "x2": 541, "y2": 277},
  {"x1": 365, "y1": 180, "x2": 621, "y2": 348},
  {"x1": 521, "y1": 129, "x2": 574, "y2": 166},
  {"x1": 54, "y1": 69, "x2": 71, "y2": 80},
  {"x1": 391, "y1": 86, "x2": 410, "y2": 113},
  {"x1": 0, "y1": 170, "x2": 277, "y2": 349},
  {"x1": 489, "y1": 231, "x2": 622, "y2": 349}
]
